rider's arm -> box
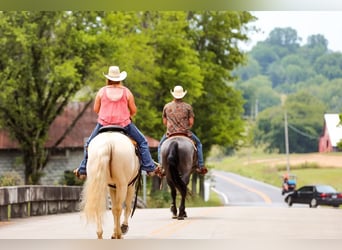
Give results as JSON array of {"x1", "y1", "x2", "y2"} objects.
[
  {"x1": 189, "y1": 117, "x2": 194, "y2": 128},
  {"x1": 126, "y1": 88, "x2": 137, "y2": 117},
  {"x1": 93, "y1": 88, "x2": 104, "y2": 114}
]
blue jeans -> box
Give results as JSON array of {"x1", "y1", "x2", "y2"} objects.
[
  {"x1": 157, "y1": 133, "x2": 204, "y2": 167},
  {"x1": 78, "y1": 122, "x2": 155, "y2": 174}
]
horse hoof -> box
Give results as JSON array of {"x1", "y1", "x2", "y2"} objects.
[
  {"x1": 121, "y1": 224, "x2": 129, "y2": 235},
  {"x1": 111, "y1": 235, "x2": 123, "y2": 239},
  {"x1": 172, "y1": 215, "x2": 178, "y2": 219},
  {"x1": 177, "y1": 216, "x2": 185, "y2": 220}
]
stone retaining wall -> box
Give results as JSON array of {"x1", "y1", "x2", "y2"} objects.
[{"x1": 0, "y1": 185, "x2": 82, "y2": 221}]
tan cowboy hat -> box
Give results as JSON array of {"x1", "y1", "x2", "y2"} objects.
[
  {"x1": 170, "y1": 85, "x2": 187, "y2": 99},
  {"x1": 103, "y1": 66, "x2": 127, "y2": 81}
]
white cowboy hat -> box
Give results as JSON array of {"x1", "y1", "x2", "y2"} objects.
[
  {"x1": 170, "y1": 85, "x2": 187, "y2": 99},
  {"x1": 103, "y1": 66, "x2": 127, "y2": 81}
]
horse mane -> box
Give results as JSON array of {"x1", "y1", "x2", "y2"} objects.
[{"x1": 167, "y1": 140, "x2": 188, "y2": 198}]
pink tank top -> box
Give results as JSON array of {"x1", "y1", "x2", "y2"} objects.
[{"x1": 97, "y1": 86, "x2": 131, "y2": 127}]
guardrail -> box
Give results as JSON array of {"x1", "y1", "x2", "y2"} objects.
[{"x1": 0, "y1": 185, "x2": 82, "y2": 221}]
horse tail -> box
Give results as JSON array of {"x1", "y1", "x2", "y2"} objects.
[
  {"x1": 80, "y1": 142, "x2": 112, "y2": 225},
  {"x1": 167, "y1": 141, "x2": 188, "y2": 198}
]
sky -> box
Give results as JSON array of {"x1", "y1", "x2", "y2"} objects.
[{"x1": 241, "y1": 11, "x2": 342, "y2": 53}]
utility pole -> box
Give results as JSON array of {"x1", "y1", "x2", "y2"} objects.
[
  {"x1": 255, "y1": 99, "x2": 258, "y2": 119},
  {"x1": 284, "y1": 110, "x2": 290, "y2": 173}
]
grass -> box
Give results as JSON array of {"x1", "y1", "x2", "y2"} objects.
[
  {"x1": 208, "y1": 147, "x2": 342, "y2": 192},
  {"x1": 145, "y1": 147, "x2": 342, "y2": 208},
  {"x1": 146, "y1": 182, "x2": 223, "y2": 208}
]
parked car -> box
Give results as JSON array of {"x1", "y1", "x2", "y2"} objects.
[{"x1": 284, "y1": 184, "x2": 342, "y2": 208}]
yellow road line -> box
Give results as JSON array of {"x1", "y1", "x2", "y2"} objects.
[{"x1": 213, "y1": 172, "x2": 272, "y2": 204}]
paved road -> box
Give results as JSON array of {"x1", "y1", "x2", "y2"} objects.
[
  {"x1": 1, "y1": 170, "x2": 342, "y2": 239},
  {"x1": 1, "y1": 206, "x2": 342, "y2": 239},
  {"x1": 211, "y1": 170, "x2": 285, "y2": 206}
]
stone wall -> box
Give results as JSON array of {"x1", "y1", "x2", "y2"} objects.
[
  {"x1": 0, "y1": 149, "x2": 83, "y2": 185},
  {"x1": 0, "y1": 185, "x2": 82, "y2": 221}
]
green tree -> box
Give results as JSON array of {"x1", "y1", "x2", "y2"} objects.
[
  {"x1": 254, "y1": 91, "x2": 326, "y2": 153},
  {"x1": 315, "y1": 78, "x2": 342, "y2": 112},
  {"x1": 236, "y1": 75, "x2": 281, "y2": 117},
  {"x1": 233, "y1": 55, "x2": 261, "y2": 82},
  {"x1": 139, "y1": 11, "x2": 204, "y2": 139},
  {"x1": 266, "y1": 27, "x2": 301, "y2": 57},
  {"x1": 250, "y1": 42, "x2": 279, "y2": 74},
  {"x1": 300, "y1": 34, "x2": 328, "y2": 64},
  {"x1": 187, "y1": 11, "x2": 255, "y2": 154},
  {"x1": 0, "y1": 11, "x2": 100, "y2": 184},
  {"x1": 0, "y1": 11, "x2": 257, "y2": 186},
  {"x1": 314, "y1": 52, "x2": 342, "y2": 80}
]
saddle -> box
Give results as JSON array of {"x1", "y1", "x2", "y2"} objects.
[
  {"x1": 167, "y1": 132, "x2": 197, "y2": 151},
  {"x1": 98, "y1": 125, "x2": 138, "y2": 149},
  {"x1": 98, "y1": 125, "x2": 126, "y2": 134}
]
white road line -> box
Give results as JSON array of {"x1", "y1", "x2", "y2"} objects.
[{"x1": 211, "y1": 187, "x2": 229, "y2": 205}]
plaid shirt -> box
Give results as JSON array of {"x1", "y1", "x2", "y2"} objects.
[{"x1": 162, "y1": 99, "x2": 194, "y2": 137}]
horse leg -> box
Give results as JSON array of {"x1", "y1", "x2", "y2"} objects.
[
  {"x1": 121, "y1": 185, "x2": 135, "y2": 235},
  {"x1": 96, "y1": 214, "x2": 103, "y2": 239},
  {"x1": 109, "y1": 189, "x2": 120, "y2": 239},
  {"x1": 177, "y1": 194, "x2": 186, "y2": 220},
  {"x1": 110, "y1": 187, "x2": 126, "y2": 239},
  {"x1": 169, "y1": 185, "x2": 178, "y2": 219}
]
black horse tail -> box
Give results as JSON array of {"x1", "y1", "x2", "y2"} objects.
[{"x1": 167, "y1": 141, "x2": 188, "y2": 198}]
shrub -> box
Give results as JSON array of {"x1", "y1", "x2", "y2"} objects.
[
  {"x1": 59, "y1": 170, "x2": 84, "y2": 186},
  {"x1": 0, "y1": 171, "x2": 24, "y2": 186}
]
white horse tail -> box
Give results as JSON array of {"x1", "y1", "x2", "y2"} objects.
[{"x1": 80, "y1": 138, "x2": 112, "y2": 225}]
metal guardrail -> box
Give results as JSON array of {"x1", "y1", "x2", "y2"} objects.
[{"x1": 0, "y1": 185, "x2": 82, "y2": 221}]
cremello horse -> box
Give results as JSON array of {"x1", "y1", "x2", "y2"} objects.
[
  {"x1": 160, "y1": 135, "x2": 197, "y2": 220},
  {"x1": 80, "y1": 128, "x2": 140, "y2": 239}
]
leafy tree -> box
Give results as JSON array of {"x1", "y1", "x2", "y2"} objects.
[
  {"x1": 250, "y1": 42, "x2": 279, "y2": 74},
  {"x1": 138, "y1": 11, "x2": 204, "y2": 139},
  {"x1": 233, "y1": 55, "x2": 261, "y2": 82},
  {"x1": 253, "y1": 105, "x2": 284, "y2": 152},
  {"x1": 0, "y1": 11, "x2": 257, "y2": 186},
  {"x1": 265, "y1": 27, "x2": 301, "y2": 57},
  {"x1": 0, "y1": 11, "x2": 101, "y2": 184},
  {"x1": 268, "y1": 53, "x2": 315, "y2": 91},
  {"x1": 306, "y1": 34, "x2": 328, "y2": 50},
  {"x1": 187, "y1": 11, "x2": 255, "y2": 154},
  {"x1": 90, "y1": 12, "x2": 162, "y2": 139},
  {"x1": 298, "y1": 34, "x2": 329, "y2": 64},
  {"x1": 314, "y1": 52, "x2": 342, "y2": 80},
  {"x1": 254, "y1": 91, "x2": 326, "y2": 153},
  {"x1": 285, "y1": 91, "x2": 326, "y2": 153},
  {"x1": 236, "y1": 75, "x2": 280, "y2": 117},
  {"x1": 315, "y1": 78, "x2": 342, "y2": 112}
]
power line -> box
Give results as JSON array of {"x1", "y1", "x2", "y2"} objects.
[{"x1": 287, "y1": 123, "x2": 318, "y2": 141}]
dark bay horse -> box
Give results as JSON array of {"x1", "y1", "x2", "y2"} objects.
[
  {"x1": 80, "y1": 129, "x2": 140, "y2": 239},
  {"x1": 160, "y1": 135, "x2": 198, "y2": 220}
]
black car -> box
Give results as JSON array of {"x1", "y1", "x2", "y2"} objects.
[{"x1": 284, "y1": 184, "x2": 342, "y2": 208}]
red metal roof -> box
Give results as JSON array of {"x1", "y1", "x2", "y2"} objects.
[{"x1": 0, "y1": 102, "x2": 159, "y2": 149}]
